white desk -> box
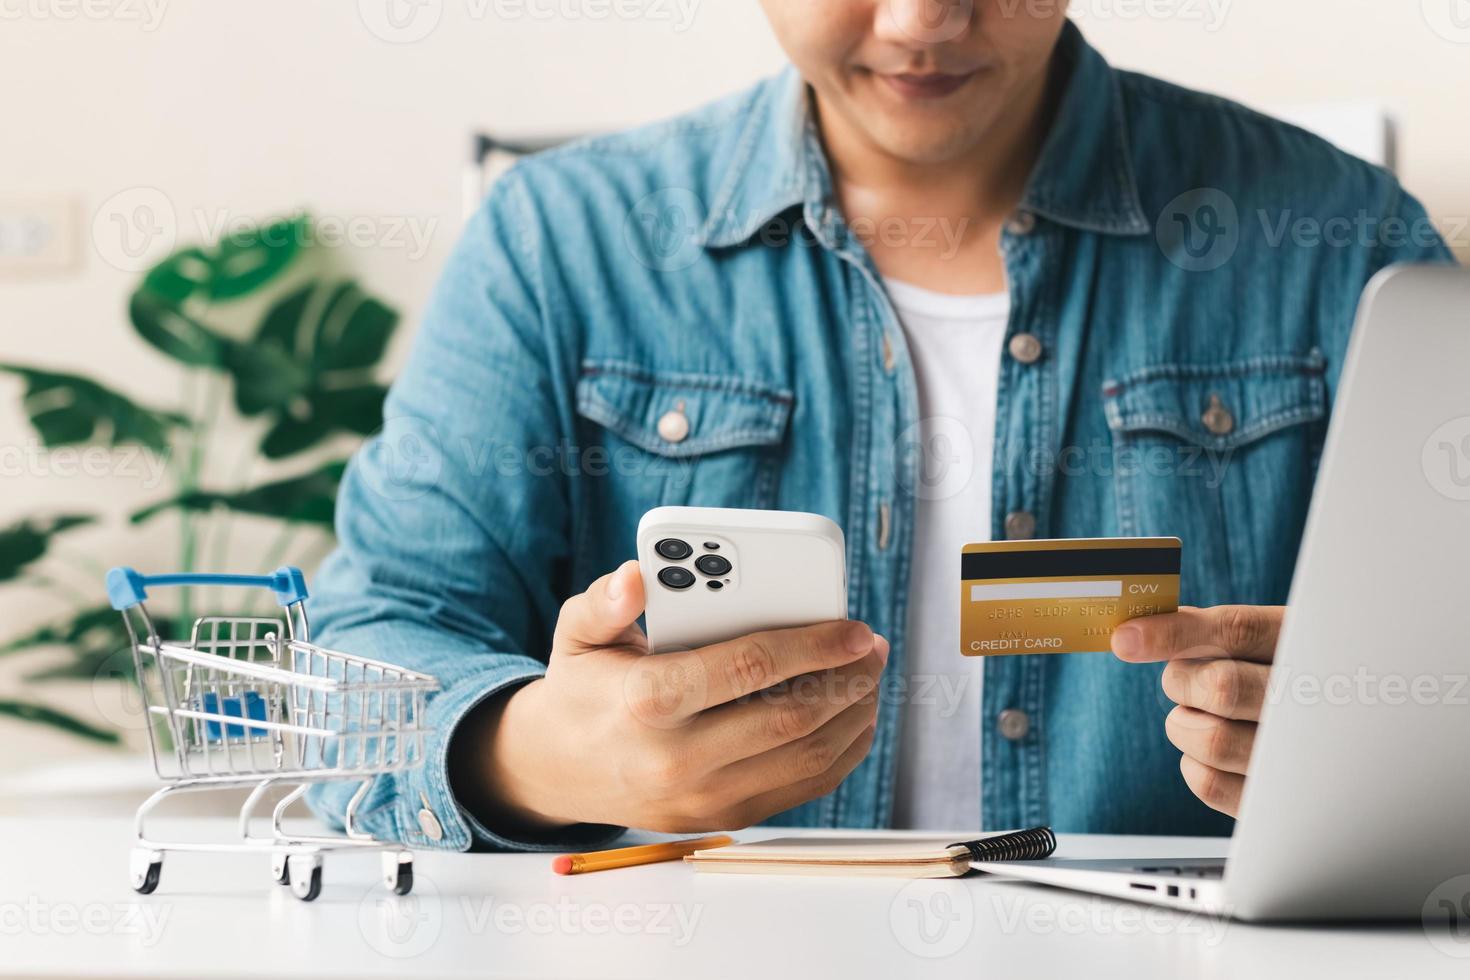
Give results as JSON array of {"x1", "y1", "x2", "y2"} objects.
[{"x1": 1, "y1": 817, "x2": 1460, "y2": 978}]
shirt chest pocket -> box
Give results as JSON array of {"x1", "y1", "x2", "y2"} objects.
[
  {"x1": 574, "y1": 361, "x2": 794, "y2": 520},
  {"x1": 1102, "y1": 352, "x2": 1328, "y2": 606}
]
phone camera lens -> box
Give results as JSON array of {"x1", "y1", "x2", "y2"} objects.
[
  {"x1": 695, "y1": 554, "x2": 732, "y2": 577},
  {"x1": 655, "y1": 538, "x2": 693, "y2": 561},
  {"x1": 658, "y1": 566, "x2": 696, "y2": 590}
]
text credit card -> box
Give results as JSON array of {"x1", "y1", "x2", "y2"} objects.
[{"x1": 960, "y1": 538, "x2": 1182, "y2": 656}]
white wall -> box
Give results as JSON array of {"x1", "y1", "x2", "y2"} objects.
[{"x1": 1, "y1": 0, "x2": 1466, "y2": 778}]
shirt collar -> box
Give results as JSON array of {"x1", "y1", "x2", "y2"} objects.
[{"x1": 700, "y1": 21, "x2": 1149, "y2": 250}]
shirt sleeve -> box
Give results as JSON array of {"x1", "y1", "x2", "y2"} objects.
[{"x1": 301, "y1": 170, "x2": 623, "y2": 853}]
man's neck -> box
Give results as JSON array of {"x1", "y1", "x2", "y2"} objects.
[{"x1": 816, "y1": 62, "x2": 1058, "y2": 295}]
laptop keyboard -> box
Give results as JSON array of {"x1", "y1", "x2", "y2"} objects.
[{"x1": 1135, "y1": 864, "x2": 1226, "y2": 879}]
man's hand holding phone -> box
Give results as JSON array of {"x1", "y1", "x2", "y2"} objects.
[{"x1": 456, "y1": 561, "x2": 886, "y2": 835}]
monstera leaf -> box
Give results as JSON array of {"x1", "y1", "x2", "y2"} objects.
[
  {"x1": 0, "y1": 700, "x2": 119, "y2": 744},
  {"x1": 229, "y1": 280, "x2": 395, "y2": 458},
  {"x1": 0, "y1": 365, "x2": 184, "y2": 449},
  {"x1": 139, "y1": 214, "x2": 308, "y2": 305},
  {"x1": 0, "y1": 515, "x2": 94, "y2": 582},
  {"x1": 130, "y1": 460, "x2": 347, "y2": 528}
]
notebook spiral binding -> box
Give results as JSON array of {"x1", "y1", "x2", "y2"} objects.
[{"x1": 948, "y1": 827, "x2": 1057, "y2": 863}]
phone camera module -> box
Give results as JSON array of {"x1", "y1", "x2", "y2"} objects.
[
  {"x1": 658, "y1": 566, "x2": 696, "y2": 590},
  {"x1": 694, "y1": 554, "x2": 732, "y2": 577},
  {"x1": 655, "y1": 538, "x2": 693, "y2": 561}
]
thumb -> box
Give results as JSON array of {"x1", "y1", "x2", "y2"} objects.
[{"x1": 553, "y1": 560, "x2": 646, "y2": 653}]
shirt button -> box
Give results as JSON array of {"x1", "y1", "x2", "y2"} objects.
[
  {"x1": 1202, "y1": 395, "x2": 1235, "y2": 437},
  {"x1": 417, "y1": 807, "x2": 444, "y2": 841},
  {"x1": 998, "y1": 709, "x2": 1031, "y2": 741},
  {"x1": 657, "y1": 408, "x2": 690, "y2": 444},
  {"x1": 1006, "y1": 210, "x2": 1037, "y2": 236},
  {"x1": 1008, "y1": 333, "x2": 1044, "y2": 365},
  {"x1": 1004, "y1": 511, "x2": 1037, "y2": 541}
]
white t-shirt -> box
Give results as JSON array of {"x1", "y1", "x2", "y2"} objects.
[{"x1": 884, "y1": 276, "x2": 1010, "y2": 832}]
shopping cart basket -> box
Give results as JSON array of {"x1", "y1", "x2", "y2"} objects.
[{"x1": 107, "y1": 566, "x2": 439, "y2": 901}]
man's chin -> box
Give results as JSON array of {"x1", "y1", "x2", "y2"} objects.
[{"x1": 862, "y1": 122, "x2": 987, "y2": 167}]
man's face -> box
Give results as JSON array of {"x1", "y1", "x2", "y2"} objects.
[{"x1": 759, "y1": 0, "x2": 1069, "y2": 165}]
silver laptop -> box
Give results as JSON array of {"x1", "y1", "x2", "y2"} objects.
[{"x1": 974, "y1": 265, "x2": 1470, "y2": 921}]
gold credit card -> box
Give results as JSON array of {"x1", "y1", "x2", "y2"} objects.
[{"x1": 960, "y1": 538, "x2": 1182, "y2": 656}]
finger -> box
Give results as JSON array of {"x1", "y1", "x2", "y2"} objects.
[
  {"x1": 663, "y1": 619, "x2": 878, "y2": 714},
  {"x1": 1113, "y1": 605, "x2": 1283, "y2": 665},
  {"x1": 1161, "y1": 658, "x2": 1271, "y2": 722},
  {"x1": 1179, "y1": 755, "x2": 1245, "y2": 818},
  {"x1": 553, "y1": 561, "x2": 647, "y2": 653},
  {"x1": 689, "y1": 641, "x2": 887, "y2": 764},
  {"x1": 719, "y1": 720, "x2": 878, "y2": 829},
  {"x1": 708, "y1": 695, "x2": 878, "y2": 805},
  {"x1": 1166, "y1": 706, "x2": 1257, "y2": 775}
]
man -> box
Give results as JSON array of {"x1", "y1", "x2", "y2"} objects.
[{"x1": 308, "y1": 1, "x2": 1453, "y2": 852}]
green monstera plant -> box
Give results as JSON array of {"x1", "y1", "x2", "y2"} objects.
[{"x1": 0, "y1": 214, "x2": 398, "y2": 742}]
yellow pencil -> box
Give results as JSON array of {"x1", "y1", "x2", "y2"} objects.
[{"x1": 551, "y1": 834, "x2": 735, "y2": 875}]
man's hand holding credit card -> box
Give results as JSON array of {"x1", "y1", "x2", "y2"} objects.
[{"x1": 960, "y1": 538, "x2": 1182, "y2": 656}]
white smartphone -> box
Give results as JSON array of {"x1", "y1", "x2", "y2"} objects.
[{"x1": 636, "y1": 506, "x2": 849, "y2": 653}]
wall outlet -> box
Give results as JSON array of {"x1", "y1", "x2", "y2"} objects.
[{"x1": 0, "y1": 196, "x2": 78, "y2": 276}]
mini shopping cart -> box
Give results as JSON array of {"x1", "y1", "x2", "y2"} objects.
[{"x1": 107, "y1": 566, "x2": 439, "y2": 902}]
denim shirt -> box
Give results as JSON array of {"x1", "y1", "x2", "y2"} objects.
[{"x1": 306, "y1": 23, "x2": 1453, "y2": 852}]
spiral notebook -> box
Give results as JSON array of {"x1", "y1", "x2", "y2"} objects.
[{"x1": 685, "y1": 827, "x2": 1056, "y2": 879}]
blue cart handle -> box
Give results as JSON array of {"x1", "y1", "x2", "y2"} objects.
[{"x1": 106, "y1": 567, "x2": 309, "y2": 611}]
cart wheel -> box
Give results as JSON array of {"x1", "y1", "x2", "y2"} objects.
[
  {"x1": 382, "y1": 851, "x2": 414, "y2": 896},
  {"x1": 288, "y1": 856, "x2": 322, "y2": 902},
  {"x1": 392, "y1": 862, "x2": 414, "y2": 896},
  {"x1": 130, "y1": 848, "x2": 163, "y2": 895},
  {"x1": 135, "y1": 861, "x2": 162, "y2": 895},
  {"x1": 271, "y1": 853, "x2": 290, "y2": 886}
]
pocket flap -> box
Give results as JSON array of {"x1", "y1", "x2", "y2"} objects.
[
  {"x1": 576, "y1": 361, "x2": 794, "y2": 459},
  {"x1": 1103, "y1": 352, "x2": 1328, "y2": 451}
]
